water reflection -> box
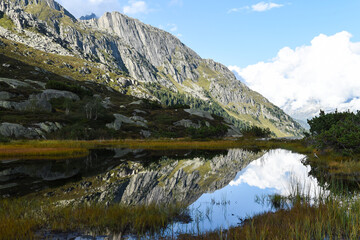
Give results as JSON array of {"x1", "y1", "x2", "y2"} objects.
[
  {"x1": 169, "y1": 149, "x2": 324, "y2": 235},
  {"x1": 1, "y1": 147, "x2": 325, "y2": 238}
]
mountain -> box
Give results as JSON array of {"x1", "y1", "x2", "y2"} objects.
[
  {"x1": 0, "y1": 0, "x2": 304, "y2": 137},
  {"x1": 79, "y1": 13, "x2": 97, "y2": 20}
]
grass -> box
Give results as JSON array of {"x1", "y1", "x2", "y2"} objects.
[
  {"x1": 178, "y1": 188, "x2": 360, "y2": 240},
  {"x1": 0, "y1": 197, "x2": 185, "y2": 240},
  {"x1": 0, "y1": 13, "x2": 15, "y2": 30},
  {"x1": 0, "y1": 138, "x2": 313, "y2": 159},
  {"x1": 0, "y1": 145, "x2": 88, "y2": 159}
]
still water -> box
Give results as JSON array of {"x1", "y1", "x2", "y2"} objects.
[
  {"x1": 167, "y1": 149, "x2": 324, "y2": 235},
  {"x1": 0, "y1": 148, "x2": 324, "y2": 238}
]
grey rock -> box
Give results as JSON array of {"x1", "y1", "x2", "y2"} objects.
[
  {"x1": 174, "y1": 119, "x2": 201, "y2": 129},
  {"x1": 0, "y1": 123, "x2": 40, "y2": 139},
  {"x1": 133, "y1": 109, "x2": 147, "y2": 114},
  {"x1": 35, "y1": 122, "x2": 62, "y2": 133},
  {"x1": 35, "y1": 89, "x2": 80, "y2": 101},
  {"x1": 0, "y1": 91, "x2": 13, "y2": 100},
  {"x1": 2, "y1": 63, "x2": 10, "y2": 68},
  {"x1": 184, "y1": 109, "x2": 214, "y2": 120},
  {"x1": 24, "y1": 79, "x2": 46, "y2": 88},
  {"x1": 129, "y1": 100, "x2": 143, "y2": 105},
  {"x1": 140, "y1": 130, "x2": 151, "y2": 138},
  {"x1": 0, "y1": 78, "x2": 31, "y2": 88},
  {"x1": 106, "y1": 113, "x2": 148, "y2": 130},
  {"x1": 130, "y1": 116, "x2": 147, "y2": 122},
  {"x1": 226, "y1": 124, "x2": 243, "y2": 138}
]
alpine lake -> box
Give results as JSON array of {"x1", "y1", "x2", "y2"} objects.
[{"x1": 0, "y1": 140, "x2": 358, "y2": 239}]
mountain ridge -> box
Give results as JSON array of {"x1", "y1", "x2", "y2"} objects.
[{"x1": 0, "y1": 0, "x2": 304, "y2": 137}]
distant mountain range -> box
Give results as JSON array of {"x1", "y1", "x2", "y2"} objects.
[
  {"x1": 79, "y1": 13, "x2": 97, "y2": 20},
  {"x1": 0, "y1": 0, "x2": 304, "y2": 137}
]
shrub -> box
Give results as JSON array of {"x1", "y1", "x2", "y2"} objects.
[
  {"x1": 307, "y1": 110, "x2": 360, "y2": 154},
  {"x1": 242, "y1": 125, "x2": 272, "y2": 138}
]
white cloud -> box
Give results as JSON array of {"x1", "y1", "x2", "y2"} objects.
[
  {"x1": 57, "y1": 0, "x2": 121, "y2": 18},
  {"x1": 228, "y1": 2, "x2": 283, "y2": 14},
  {"x1": 123, "y1": 0, "x2": 149, "y2": 15},
  {"x1": 230, "y1": 31, "x2": 360, "y2": 121},
  {"x1": 251, "y1": 2, "x2": 283, "y2": 12}
]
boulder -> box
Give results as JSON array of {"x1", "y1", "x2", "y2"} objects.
[
  {"x1": 106, "y1": 114, "x2": 148, "y2": 130},
  {"x1": 0, "y1": 78, "x2": 32, "y2": 89},
  {"x1": 35, "y1": 89, "x2": 80, "y2": 101},
  {"x1": 0, "y1": 91, "x2": 13, "y2": 100},
  {"x1": 140, "y1": 130, "x2": 151, "y2": 138},
  {"x1": 174, "y1": 119, "x2": 201, "y2": 129},
  {"x1": 184, "y1": 109, "x2": 214, "y2": 120},
  {"x1": 0, "y1": 123, "x2": 40, "y2": 139}
]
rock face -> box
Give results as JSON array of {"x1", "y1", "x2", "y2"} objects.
[{"x1": 0, "y1": 0, "x2": 304, "y2": 136}]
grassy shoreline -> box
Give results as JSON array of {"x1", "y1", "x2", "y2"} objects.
[{"x1": 0, "y1": 138, "x2": 310, "y2": 157}]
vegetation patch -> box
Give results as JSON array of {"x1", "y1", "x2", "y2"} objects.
[
  {"x1": 179, "y1": 192, "x2": 360, "y2": 240},
  {"x1": 0, "y1": 198, "x2": 185, "y2": 240}
]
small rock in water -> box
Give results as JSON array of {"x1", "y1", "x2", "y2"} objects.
[{"x1": 2, "y1": 63, "x2": 10, "y2": 68}]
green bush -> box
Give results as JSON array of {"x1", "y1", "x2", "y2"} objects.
[
  {"x1": 242, "y1": 125, "x2": 272, "y2": 138},
  {"x1": 307, "y1": 110, "x2": 360, "y2": 154},
  {"x1": 187, "y1": 124, "x2": 228, "y2": 139},
  {"x1": 0, "y1": 134, "x2": 10, "y2": 143}
]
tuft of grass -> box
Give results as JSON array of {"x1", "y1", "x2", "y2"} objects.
[
  {"x1": 0, "y1": 197, "x2": 185, "y2": 240},
  {"x1": 179, "y1": 191, "x2": 360, "y2": 240}
]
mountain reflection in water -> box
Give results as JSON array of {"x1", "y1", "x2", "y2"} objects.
[
  {"x1": 168, "y1": 149, "x2": 324, "y2": 235},
  {"x1": 1, "y1": 148, "x2": 324, "y2": 238}
]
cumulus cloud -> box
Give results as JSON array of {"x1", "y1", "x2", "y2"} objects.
[
  {"x1": 230, "y1": 31, "x2": 360, "y2": 121},
  {"x1": 57, "y1": 0, "x2": 121, "y2": 18},
  {"x1": 251, "y1": 2, "x2": 283, "y2": 12},
  {"x1": 123, "y1": 0, "x2": 149, "y2": 15},
  {"x1": 228, "y1": 2, "x2": 283, "y2": 14}
]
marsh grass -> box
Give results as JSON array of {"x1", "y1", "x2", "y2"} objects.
[
  {"x1": 0, "y1": 197, "x2": 185, "y2": 240},
  {"x1": 178, "y1": 185, "x2": 360, "y2": 240}
]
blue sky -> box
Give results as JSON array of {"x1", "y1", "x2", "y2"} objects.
[
  {"x1": 57, "y1": 0, "x2": 360, "y2": 120},
  {"x1": 58, "y1": 0, "x2": 360, "y2": 67}
]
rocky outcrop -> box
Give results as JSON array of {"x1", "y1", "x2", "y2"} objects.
[
  {"x1": 106, "y1": 113, "x2": 148, "y2": 130},
  {"x1": 0, "y1": 87, "x2": 79, "y2": 112},
  {"x1": 174, "y1": 119, "x2": 201, "y2": 129},
  {"x1": 184, "y1": 109, "x2": 214, "y2": 120},
  {"x1": 0, "y1": 121, "x2": 62, "y2": 139}
]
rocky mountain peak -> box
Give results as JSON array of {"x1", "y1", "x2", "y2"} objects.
[
  {"x1": 79, "y1": 13, "x2": 97, "y2": 20},
  {"x1": 0, "y1": 0, "x2": 304, "y2": 137}
]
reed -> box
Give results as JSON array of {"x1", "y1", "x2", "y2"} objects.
[
  {"x1": 178, "y1": 190, "x2": 360, "y2": 240},
  {"x1": 0, "y1": 197, "x2": 185, "y2": 240}
]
